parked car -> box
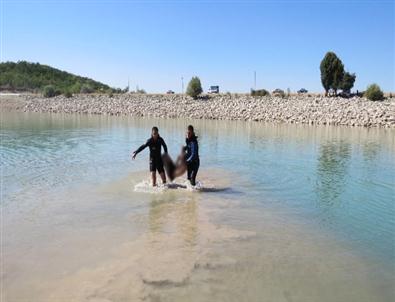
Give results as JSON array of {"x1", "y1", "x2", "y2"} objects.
[
  {"x1": 272, "y1": 88, "x2": 285, "y2": 96},
  {"x1": 251, "y1": 89, "x2": 270, "y2": 96},
  {"x1": 208, "y1": 86, "x2": 219, "y2": 94},
  {"x1": 338, "y1": 91, "x2": 352, "y2": 98},
  {"x1": 166, "y1": 90, "x2": 175, "y2": 94},
  {"x1": 297, "y1": 88, "x2": 308, "y2": 94}
]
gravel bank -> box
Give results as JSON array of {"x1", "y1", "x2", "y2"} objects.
[{"x1": 3, "y1": 94, "x2": 395, "y2": 128}]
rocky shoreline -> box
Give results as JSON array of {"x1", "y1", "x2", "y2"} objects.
[{"x1": 2, "y1": 94, "x2": 395, "y2": 128}]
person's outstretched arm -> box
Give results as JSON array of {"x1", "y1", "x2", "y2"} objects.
[{"x1": 132, "y1": 140, "x2": 149, "y2": 159}]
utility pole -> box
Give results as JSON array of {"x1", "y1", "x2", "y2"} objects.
[
  {"x1": 181, "y1": 77, "x2": 184, "y2": 94},
  {"x1": 254, "y1": 71, "x2": 256, "y2": 90}
]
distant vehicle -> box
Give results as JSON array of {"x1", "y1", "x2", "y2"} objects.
[
  {"x1": 338, "y1": 91, "x2": 351, "y2": 98},
  {"x1": 297, "y1": 88, "x2": 308, "y2": 94},
  {"x1": 166, "y1": 90, "x2": 175, "y2": 94},
  {"x1": 208, "y1": 86, "x2": 219, "y2": 94},
  {"x1": 272, "y1": 88, "x2": 285, "y2": 96}
]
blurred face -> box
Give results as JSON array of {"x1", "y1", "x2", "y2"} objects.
[
  {"x1": 152, "y1": 130, "x2": 159, "y2": 139},
  {"x1": 186, "y1": 129, "x2": 193, "y2": 139}
]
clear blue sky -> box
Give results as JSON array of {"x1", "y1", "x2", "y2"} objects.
[{"x1": 1, "y1": 0, "x2": 394, "y2": 93}]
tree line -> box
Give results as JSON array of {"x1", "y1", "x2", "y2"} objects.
[
  {"x1": 1, "y1": 58, "x2": 386, "y2": 101},
  {"x1": 0, "y1": 61, "x2": 114, "y2": 95}
]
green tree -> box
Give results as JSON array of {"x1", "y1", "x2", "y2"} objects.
[
  {"x1": 320, "y1": 52, "x2": 345, "y2": 96},
  {"x1": 186, "y1": 76, "x2": 203, "y2": 99},
  {"x1": 63, "y1": 90, "x2": 73, "y2": 98},
  {"x1": 80, "y1": 84, "x2": 94, "y2": 94},
  {"x1": 42, "y1": 85, "x2": 56, "y2": 98},
  {"x1": 340, "y1": 72, "x2": 356, "y2": 93},
  {"x1": 70, "y1": 83, "x2": 81, "y2": 94},
  {"x1": 364, "y1": 84, "x2": 384, "y2": 101},
  {"x1": 136, "y1": 88, "x2": 146, "y2": 94},
  {"x1": 107, "y1": 89, "x2": 114, "y2": 98}
]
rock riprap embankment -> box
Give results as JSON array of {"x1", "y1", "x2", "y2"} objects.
[{"x1": 16, "y1": 94, "x2": 395, "y2": 127}]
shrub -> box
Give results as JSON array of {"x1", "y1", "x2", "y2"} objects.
[
  {"x1": 70, "y1": 83, "x2": 81, "y2": 94},
  {"x1": 364, "y1": 84, "x2": 384, "y2": 101},
  {"x1": 63, "y1": 90, "x2": 72, "y2": 98},
  {"x1": 42, "y1": 85, "x2": 56, "y2": 98},
  {"x1": 136, "y1": 88, "x2": 146, "y2": 94},
  {"x1": 107, "y1": 89, "x2": 114, "y2": 98},
  {"x1": 251, "y1": 89, "x2": 270, "y2": 97},
  {"x1": 186, "y1": 76, "x2": 203, "y2": 99},
  {"x1": 80, "y1": 84, "x2": 94, "y2": 94}
]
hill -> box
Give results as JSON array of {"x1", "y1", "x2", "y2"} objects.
[{"x1": 0, "y1": 61, "x2": 113, "y2": 93}]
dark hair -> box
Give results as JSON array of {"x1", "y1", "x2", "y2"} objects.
[
  {"x1": 152, "y1": 126, "x2": 159, "y2": 133},
  {"x1": 187, "y1": 125, "x2": 194, "y2": 132}
]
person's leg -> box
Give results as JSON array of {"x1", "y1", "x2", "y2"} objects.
[
  {"x1": 157, "y1": 158, "x2": 166, "y2": 184},
  {"x1": 151, "y1": 171, "x2": 157, "y2": 186},
  {"x1": 159, "y1": 171, "x2": 166, "y2": 184},
  {"x1": 150, "y1": 158, "x2": 157, "y2": 186},
  {"x1": 187, "y1": 163, "x2": 192, "y2": 181},
  {"x1": 190, "y1": 161, "x2": 199, "y2": 186}
]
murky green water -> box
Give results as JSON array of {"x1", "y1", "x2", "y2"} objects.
[{"x1": 1, "y1": 112, "x2": 394, "y2": 301}]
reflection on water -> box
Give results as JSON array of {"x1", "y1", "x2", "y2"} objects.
[
  {"x1": 316, "y1": 140, "x2": 351, "y2": 206},
  {"x1": 362, "y1": 141, "x2": 381, "y2": 162},
  {"x1": 2, "y1": 112, "x2": 395, "y2": 301},
  {"x1": 148, "y1": 194, "x2": 198, "y2": 248}
]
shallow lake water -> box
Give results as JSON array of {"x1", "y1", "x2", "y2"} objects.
[{"x1": 1, "y1": 112, "x2": 394, "y2": 302}]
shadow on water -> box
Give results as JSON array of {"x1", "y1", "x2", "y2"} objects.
[
  {"x1": 165, "y1": 183, "x2": 240, "y2": 194},
  {"x1": 159, "y1": 182, "x2": 244, "y2": 195},
  {"x1": 199, "y1": 187, "x2": 237, "y2": 193}
]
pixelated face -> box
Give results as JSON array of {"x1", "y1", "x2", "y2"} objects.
[
  {"x1": 152, "y1": 130, "x2": 159, "y2": 139},
  {"x1": 186, "y1": 129, "x2": 193, "y2": 139}
]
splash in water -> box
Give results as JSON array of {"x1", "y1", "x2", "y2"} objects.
[{"x1": 134, "y1": 179, "x2": 204, "y2": 194}]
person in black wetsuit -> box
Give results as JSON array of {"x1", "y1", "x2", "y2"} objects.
[
  {"x1": 185, "y1": 125, "x2": 199, "y2": 186},
  {"x1": 132, "y1": 126, "x2": 168, "y2": 186}
]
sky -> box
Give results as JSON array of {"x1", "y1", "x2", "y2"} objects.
[{"x1": 1, "y1": 0, "x2": 394, "y2": 93}]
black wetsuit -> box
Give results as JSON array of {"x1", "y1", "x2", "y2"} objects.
[
  {"x1": 185, "y1": 136, "x2": 199, "y2": 186},
  {"x1": 134, "y1": 136, "x2": 168, "y2": 173}
]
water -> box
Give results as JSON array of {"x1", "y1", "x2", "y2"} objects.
[{"x1": 1, "y1": 112, "x2": 394, "y2": 301}]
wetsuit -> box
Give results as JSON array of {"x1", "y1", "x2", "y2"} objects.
[
  {"x1": 185, "y1": 136, "x2": 199, "y2": 186},
  {"x1": 134, "y1": 136, "x2": 168, "y2": 173}
]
